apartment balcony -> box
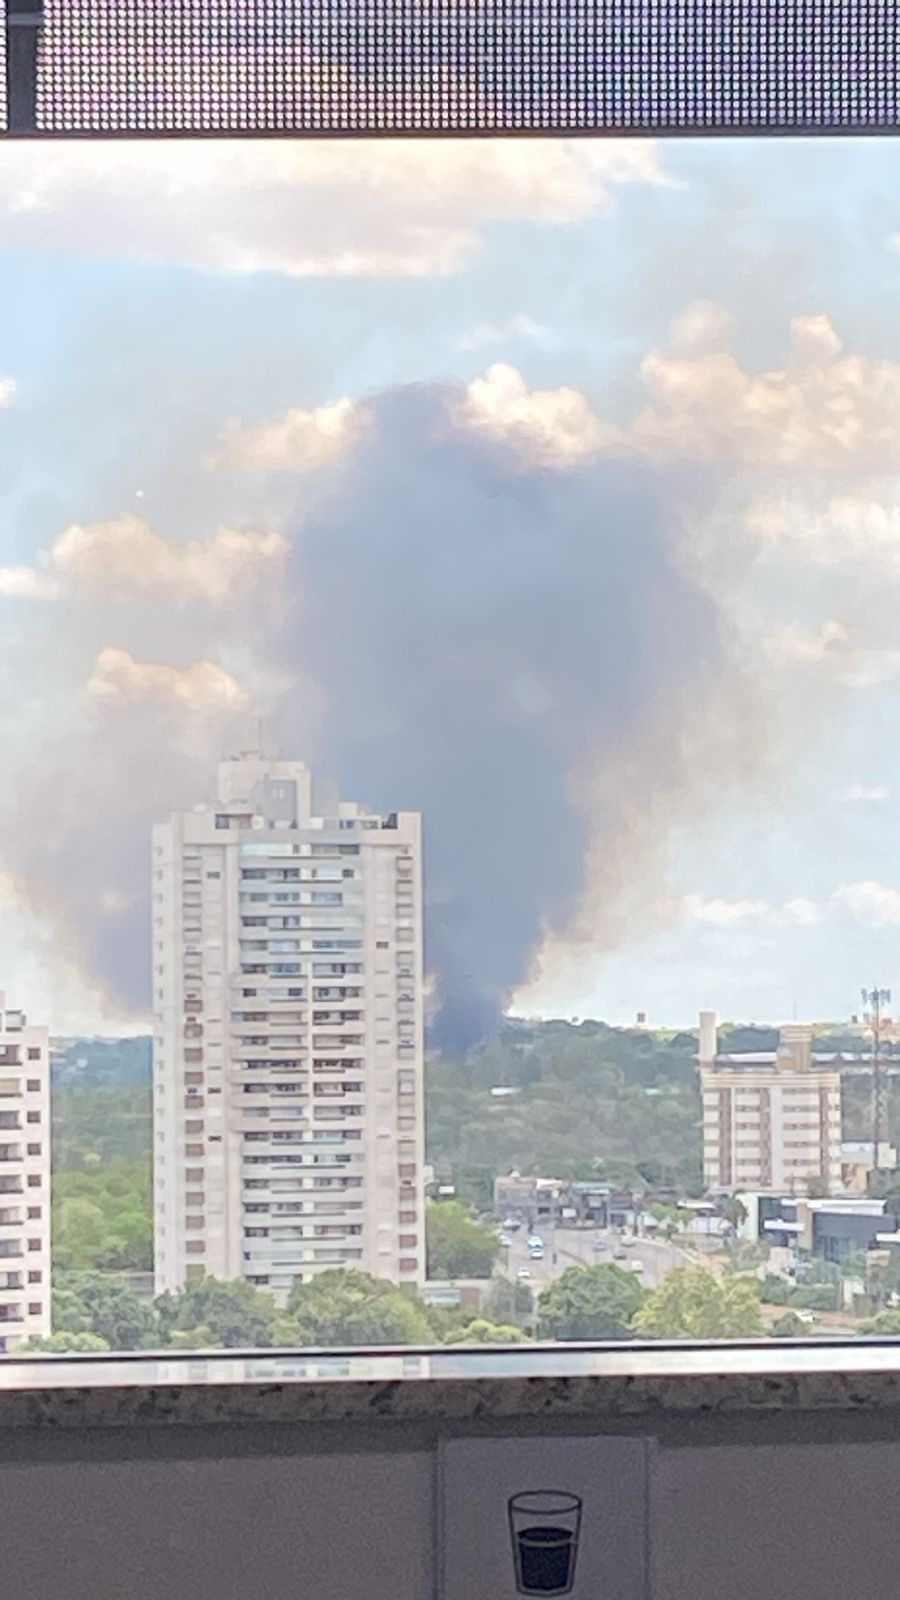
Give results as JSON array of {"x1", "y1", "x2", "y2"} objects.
[{"x1": 243, "y1": 1242, "x2": 308, "y2": 1264}]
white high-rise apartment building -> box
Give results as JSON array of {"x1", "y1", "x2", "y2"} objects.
[
  {"x1": 699, "y1": 1011, "x2": 842, "y2": 1197},
  {"x1": 0, "y1": 994, "x2": 51, "y2": 1351},
  {"x1": 153, "y1": 755, "x2": 425, "y2": 1299}
]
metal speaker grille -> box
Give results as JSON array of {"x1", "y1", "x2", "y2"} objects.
[{"x1": 1, "y1": 0, "x2": 899, "y2": 135}]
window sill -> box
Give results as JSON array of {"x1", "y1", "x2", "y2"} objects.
[{"x1": 1, "y1": 1340, "x2": 900, "y2": 1429}]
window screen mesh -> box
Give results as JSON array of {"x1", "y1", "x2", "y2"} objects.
[{"x1": 1, "y1": 0, "x2": 898, "y2": 135}]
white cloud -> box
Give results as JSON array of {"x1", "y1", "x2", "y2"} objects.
[
  {"x1": 830, "y1": 880, "x2": 900, "y2": 926},
  {"x1": 0, "y1": 565, "x2": 56, "y2": 600},
  {"x1": 211, "y1": 396, "x2": 367, "y2": 473},
  {"x1": 667, "y1": 300, "x2": 737, "y2": 356},
  {"x1": 459, "y1": 362, "x2": 618, "y2": 467},
  {"x1": 0, "y1": 141, "x2": 674, "y2": 280},
  {"x1": 459, "y1": 314, "x2": 548, "y2": 352},
  {"x1": 678, "y1": 880, "x2": 900, "y2": 932},
  {"x1": 765, "y1": 620, "x2": 900, "y2": 688},
  {"x1": 833, "y1": 784, "x2": 891, "y2": 804},
  {"x1": 625, "y1": 310, "x2": 900, "y2": 465},
  {"x1": 0, "y1": 516, "x2": 286, "y2": 607},
  {"x1": 86, "y1": 648, "x2": 249, "y2": 714},
  {"x1": 780, "y1": 898, "x2": 825, "y2": 927},
  {"x1": 0, "y1": 375, "x2": 15, "y2": 408},
  {"x1": 460, "y1": 307, "x2": 900, "y2": 470},
  {"x1": 679, "y1": 894, "x2": 772, "y2": 927},
  {"x1": 746, "y1": 495, "x2": 900, "y2": 575}
]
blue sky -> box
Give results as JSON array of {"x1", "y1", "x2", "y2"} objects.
[{"x1": 2, "y1": 136, "x2": 900, "y2": 1034}]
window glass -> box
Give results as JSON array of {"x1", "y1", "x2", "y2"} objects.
[{"x1": 3, "y1": 132, "x2": 895, "y2": 1359}]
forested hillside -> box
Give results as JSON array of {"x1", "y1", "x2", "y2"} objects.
[
  {"x1": 52, "y1": 1037, "x2": 152, "y2": 1272},
  {"x1": 426, "y1": 1020, "x2": 705, "y2": 1202},
  {"x1": 49, "y1": 1019, "x2": 885, "y2": 1272}
]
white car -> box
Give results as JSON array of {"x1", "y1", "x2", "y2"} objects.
[{"x1": 517, "y1": 1267, "x2": 532, "y2": 1280}]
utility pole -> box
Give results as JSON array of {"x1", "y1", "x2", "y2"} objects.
[
  {"x1": 5, "y1": 4, "x2": 44, "y2": 133},
  {"x1": 862, "y1": 986, "x2": 892, "y2": 1176}
]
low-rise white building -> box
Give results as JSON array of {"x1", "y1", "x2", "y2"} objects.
[{"x1": 0, "y1": 994, "x2": 51, "y2": 1351}]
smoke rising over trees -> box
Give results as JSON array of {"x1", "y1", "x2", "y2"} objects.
[
  {"x1": 275, "y1": 382, "x2": 735, "y2": 1046},
  {"x1": 1, "y1": 375, "x2": 740, "y2": 1044}
]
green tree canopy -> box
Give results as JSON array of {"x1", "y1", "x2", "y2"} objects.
[
  {"x1": 633, "y1": 1267, "x2": 763, "y2": 1340},
  {"x1": 772, "y1": 1311, "x2": 812, "y2": 1339},
  {"x1": 426, "y1": 1021, "x2": 703, "y2": 1196},
  {"x1": 52, "y1": 1162, "x2": 153, "y2": 1273},
  {"x1": 485, "y1": 1275, "x2": 534, "y2": 1328},
  {"x1": 287, "y1": 1270, "x2": 433, "y2": 1346},
  {"x1": 54, "y1": 1271, "x2": 159, "y2": 1351},
  {"x1": 23, "y1": 1331, "x2": 111, "y2": 1353},
  {"x1": 156, "y1": 1276, "x2": 279, "y2": 1349},
  {"x1": 723, "y1": 1196, "x2": 748, "y2": 1229},
  {"x1": 443, "y1": 1318, "x2": 530, "y2": 1345},
  {"x1": 858, "y1": 1308, "x2": 900, "y2": 1335},
  {"x1": 426, "y1": 1201, "x2": 499, "y2": 1279},
  {"x1": 536, "y1": 1264, "x2": 645, "y2": 1342}
]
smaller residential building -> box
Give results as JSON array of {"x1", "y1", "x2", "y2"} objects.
[
  {"x1": 0, "y1": 994, "x2": 51, "y2": 1351},
  {"x1": 699, "y1": 1012, "x2": 843, "y2": 1196}
]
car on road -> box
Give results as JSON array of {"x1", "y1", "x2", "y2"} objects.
[
  {"x1": 592, "y1": 1237, "x2": 606, "y2": 1252},
  {"x1": 527, "y1": 1234, "x2": 543, "y2": 1249},
  {"x1": 499, "y1": 1233, "x2": 512, "y2": 1248},
  {"x1": 503, "y1": 1217, "x2": 522, "y2": 1232},
  {"x1": 516, "y1": 1267, "x2": 532, "y2": 1279},
  {"x1": 528, "y1": 1247, "x2": 545, "y2": 1261},
  {"x1": 612, "y1": 1248, "x2": 628, "y2": 1261},
  {"x1": 628, "y1": 1260, "x2": 644, "y2": 1274}
]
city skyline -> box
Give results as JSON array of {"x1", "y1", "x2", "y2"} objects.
[{"x1": 3, "y1": 138, "x2": 900, "y2": 1034}]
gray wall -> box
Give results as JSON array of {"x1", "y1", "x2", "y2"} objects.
[{"x1": 0, "y1": 1409, "x2": 895, "y2": 1600}]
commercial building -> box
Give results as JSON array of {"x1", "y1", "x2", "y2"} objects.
[
  {"x1": 699, "y1": 1011, "x2": 842, "y2": 1197},
  {"x1": 0, "y1": 994, "x2": 51, "y2": 1351},
  {"x1": 494, "y1": 1174, "x2": 637, "y2": 1231},
  {"x1": 760, "y1": 1196, "x2": 893, "y2": 1262},
  {"x1": 152, "y1": 755, "x2": 425, "y2": 1298}
]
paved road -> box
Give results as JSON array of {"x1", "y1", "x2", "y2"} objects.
[{"x1": 500, "y1": 1225, "x2": 695, "y2": 1297}]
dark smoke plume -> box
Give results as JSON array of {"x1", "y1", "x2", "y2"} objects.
[
  {"x1": 275, "y1": 382, "x2": 730, "y2": 1051},
  {"x1": 2, "y1": 377, "x2": 741, "y2": 1047}
]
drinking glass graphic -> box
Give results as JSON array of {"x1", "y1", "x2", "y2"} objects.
[{"x1": 508, "y1": 1490, "x2": 582, "y2": 1596}]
